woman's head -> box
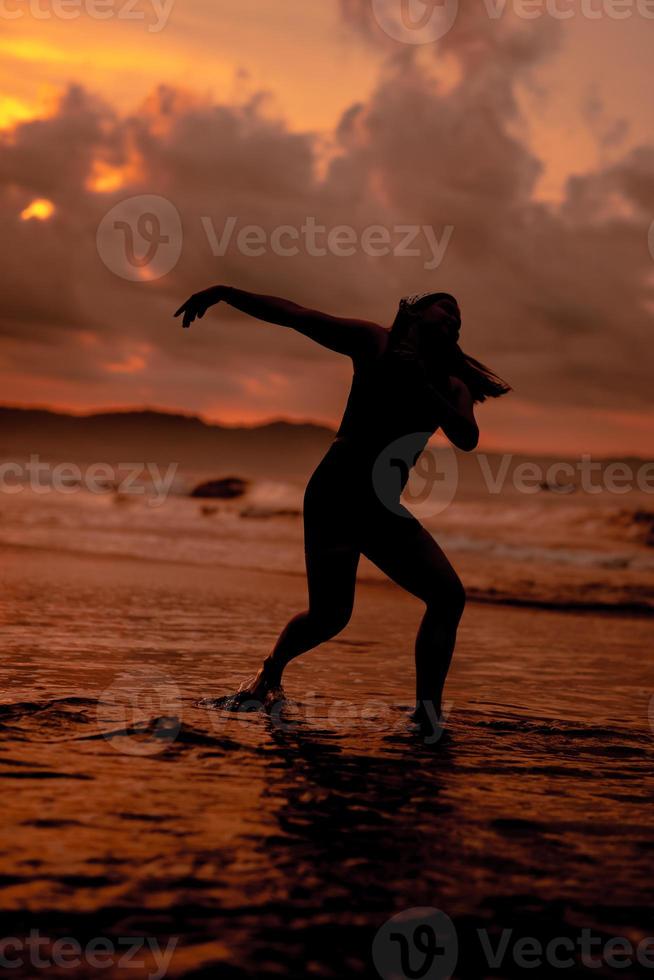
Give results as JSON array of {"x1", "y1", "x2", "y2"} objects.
[
  {"x1": 394, "y1": 292, "x2": 461, "y2": 353},
  {"x1": 403, "y1": 292, "x2": 462, "y2": 351},
  {"x1": 390, "y1": 290, "x2": 511, "y2": 403}
]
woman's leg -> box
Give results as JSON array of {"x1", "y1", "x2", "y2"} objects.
[
  {"x1": 232, "y1": 544, "x2": 360, "y2": 703},
  {"x1": 361, "y1": 521, "x2": 465, "y2": 725}
]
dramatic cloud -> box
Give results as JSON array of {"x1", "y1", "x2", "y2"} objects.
[{"x1": 0, "y1": 3, "x2": 652, "y2": 451}]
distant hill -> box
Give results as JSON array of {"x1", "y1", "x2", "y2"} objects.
[
  {"x1": 2, "y1": 406, "x2": 651, "y2": 496},
  {"x1": 0, "y1": 406, "x2": 335, "y2": 483}
]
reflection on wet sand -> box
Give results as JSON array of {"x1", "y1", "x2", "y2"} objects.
[{"x1": 1, "y1": 546, "x2": 652, "y2": 978}]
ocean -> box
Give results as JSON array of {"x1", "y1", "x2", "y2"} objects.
[{"x1": 1, "y1": 439, "x2": 653, "y2": 977}]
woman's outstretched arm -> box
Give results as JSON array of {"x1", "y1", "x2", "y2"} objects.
[{"x1": 174, "y1": 285, "x2": 385, "y2": 361}]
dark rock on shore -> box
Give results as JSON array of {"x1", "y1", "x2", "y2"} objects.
[{"x1": 190, "y1": 477, "x2": 248, "y2": 499}]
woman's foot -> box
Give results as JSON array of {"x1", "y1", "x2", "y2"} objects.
[
  {"x1": 410, "y1": 701, "x2": 448, "y2": 745},
  {"x1": 199, "y1": 658, "x2": 284, "y2": 712},
  {"x1": 236, "y1": 658, "x2": 283, "y2": 706}
]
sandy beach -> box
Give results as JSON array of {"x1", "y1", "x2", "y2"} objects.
[{"x1": 1, "y1": 543, "x2": 652, "y2": 978}]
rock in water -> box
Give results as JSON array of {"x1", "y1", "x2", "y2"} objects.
[{"x1": 190, "y1": 476, "x2": 248, "y2": 499}]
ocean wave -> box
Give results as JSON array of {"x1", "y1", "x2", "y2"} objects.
[{"x1": 2, "y1": 487, "x2": 653, "y2": 613}]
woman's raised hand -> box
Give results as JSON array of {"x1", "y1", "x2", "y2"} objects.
[{"x1": 174, "y1": 285, "x2": 225, "y2": 328}]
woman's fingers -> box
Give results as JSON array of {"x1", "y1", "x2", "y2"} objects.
[
  {"x1": 175, "y1": 294, "x2": 210, "y2": 328},
  {"x1": 173, "y1": 298, "x2": 195, "y2": 328},
  {"x1": 174, "y1": 300, "x2": 192, "y2": 319}
]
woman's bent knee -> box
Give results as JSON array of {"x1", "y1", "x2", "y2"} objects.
[
  {"x1": 310, "y1": 605, "x2": 353, "y2": 642},
  {"x1": 425, "y1": 576, "x2": 466, "y2": 623}
]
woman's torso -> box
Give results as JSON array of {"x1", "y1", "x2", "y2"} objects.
[
  {"x1": 338, "y1": 351, "x2": 439, "y2": 448},
  {"x1": 309, "y1": 348, "x2": 443, "y2": 501}
]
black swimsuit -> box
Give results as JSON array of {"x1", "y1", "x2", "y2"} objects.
[{"x1": 303, "y1": 350, "x2": 441, "y2": 554}]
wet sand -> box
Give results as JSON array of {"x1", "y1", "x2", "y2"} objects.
[{"x1": 1, "y1": 544, "x2": 653, "y2": 978}]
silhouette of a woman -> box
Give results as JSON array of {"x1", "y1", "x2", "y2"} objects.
[{"x1": 175, "y1": 287, "x2": 510, "y2": 733}]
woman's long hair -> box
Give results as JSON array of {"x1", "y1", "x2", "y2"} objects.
[{"x1": 389, "y1": 292, "x2": 511, "y2": 404}]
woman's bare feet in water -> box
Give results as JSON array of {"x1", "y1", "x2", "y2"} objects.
[
  {"x1": 410, "y1": 701, "x2": 449, "y2": 745},
  {"x1": 199, "y1": 658, "x2": 284, "y2": 712}
]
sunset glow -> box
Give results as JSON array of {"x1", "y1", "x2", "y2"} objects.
[
  {"x1": 20, "y1": 198, "x2": 54, "y2": 221},
  {"x1": 0, "y1": 95, "x2": 40, "y2": 130},
  {"x1": 105, "y1": 354, "x2": 147, "y2": 375},
  {"x1": 1, "y1": 10, "x2": 651, "y2": 974},
  {"x1": 86, "y1": 158, "x2": 142, "y2": 193},
  {"x1": 0, "y1": 2, "x2": 651, "y2": 455}
]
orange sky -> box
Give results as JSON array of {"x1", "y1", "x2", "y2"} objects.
[{"x1": 1, "y1": 0, "x2": 652, "y2": 454}]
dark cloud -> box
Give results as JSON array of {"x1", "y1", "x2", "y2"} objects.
[{"x1": 0, "y1": 6, "x2": 652, "y2": 434}]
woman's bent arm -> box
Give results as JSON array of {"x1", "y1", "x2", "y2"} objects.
[
  {"x1": 433, "y1": 377, "x2": 479, "y2": 451},
  {"x1": 175, "y1": 285, "x2": 386, "y2": 361}
]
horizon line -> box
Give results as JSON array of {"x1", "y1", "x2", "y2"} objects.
[
  {"x1": 0, "y1": 401, "x2": 336, "y2": 431},
  {"x1": 2, "y1": 402, "x2": 653, "y2": 463}
]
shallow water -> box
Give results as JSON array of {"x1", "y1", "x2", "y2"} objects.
[
  {"x1": 2, "y1": 486, "x2": 653, "y2": 613},
  {"x1": 1, "y1": 547, "x2": 653, "y2": 978}
]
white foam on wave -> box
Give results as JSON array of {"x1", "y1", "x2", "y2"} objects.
[{"x1": 2, "y1": 484, "x2": 653, "y2": 611}]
